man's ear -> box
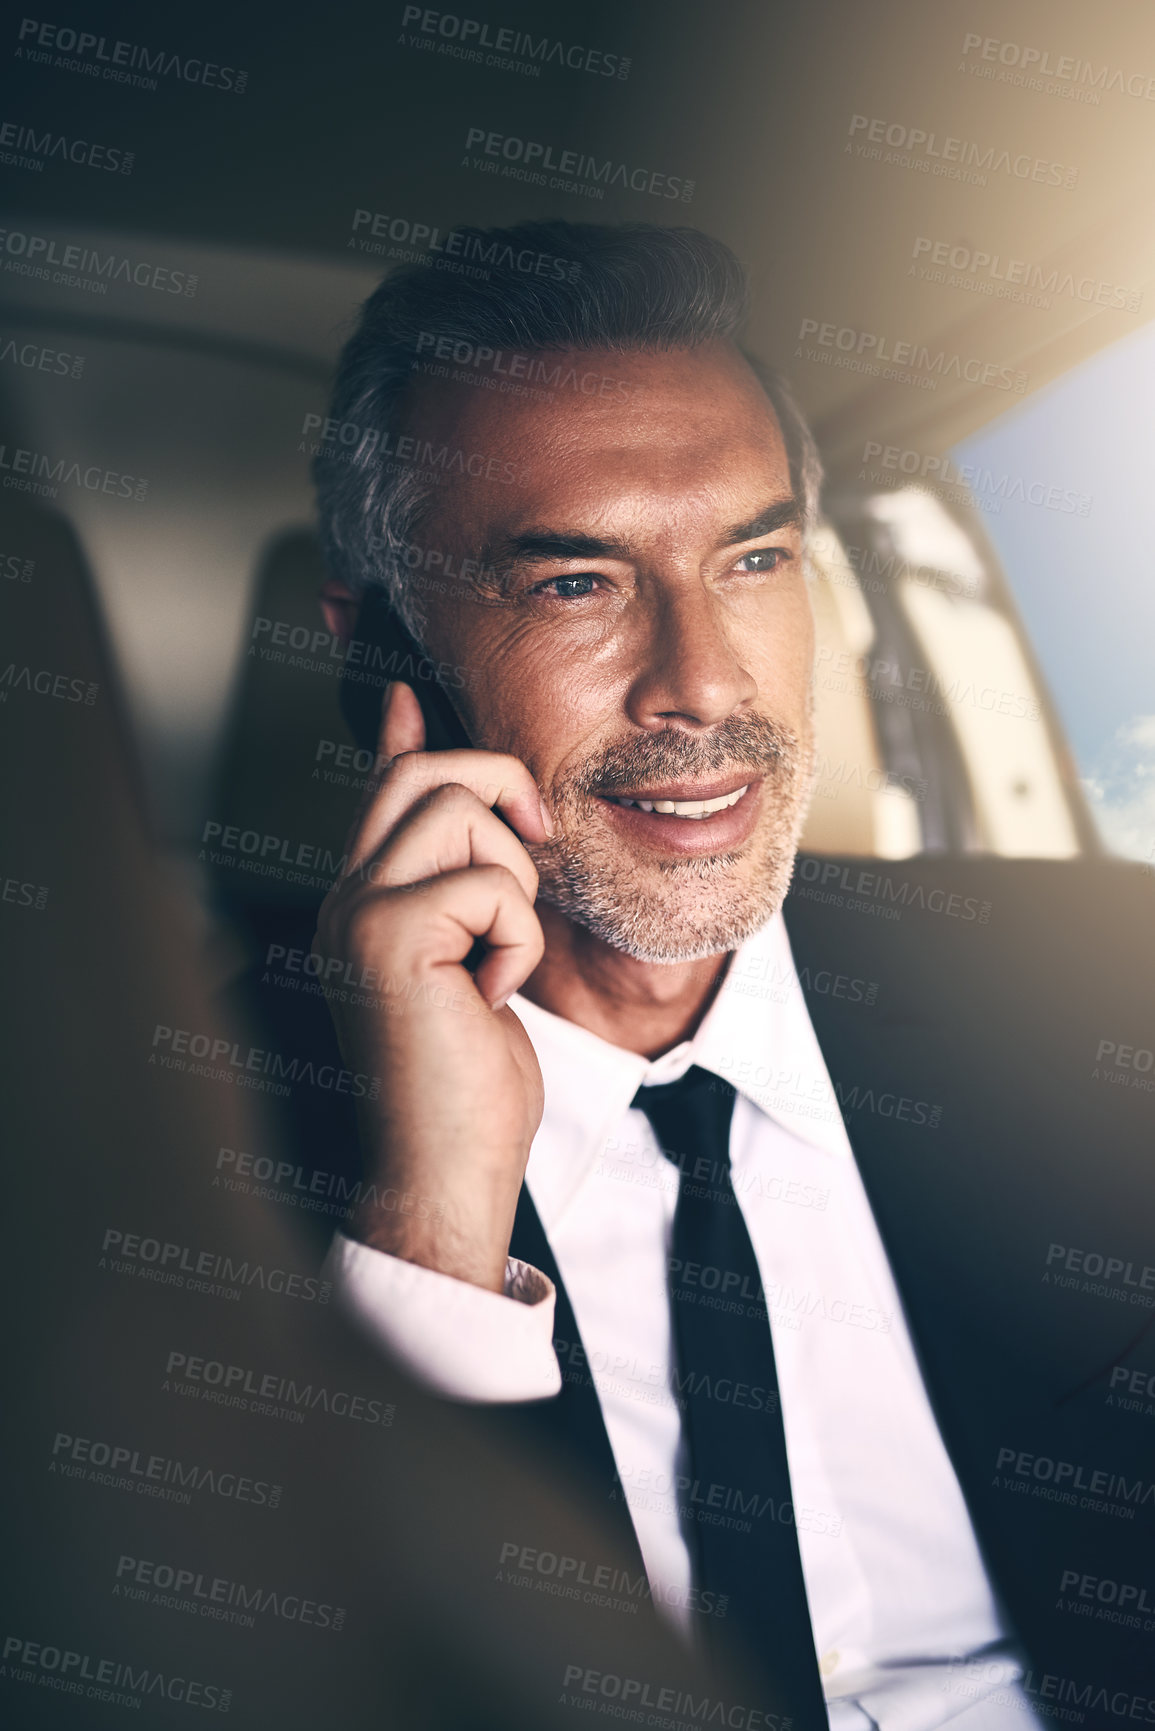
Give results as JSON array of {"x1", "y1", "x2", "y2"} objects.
[{"x1": 319, "y1": 577, "x2": 357, "y2": 646}]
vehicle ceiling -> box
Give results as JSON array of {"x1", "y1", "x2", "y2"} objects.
[{"x1": 4, "y1": 0, "x2": 1152, "y2": 472}]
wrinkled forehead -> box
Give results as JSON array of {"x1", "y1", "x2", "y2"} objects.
[{"x1": 399, "y1": 341, "x2": 794, "y2": 547}]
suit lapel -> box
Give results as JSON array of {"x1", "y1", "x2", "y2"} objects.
[{"x1": 782, "y1": 860, "x2": 1155, "y2": 1687}]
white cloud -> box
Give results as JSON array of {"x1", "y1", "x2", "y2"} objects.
[{"x1": 1083, "y1": 714, "x2": 1155, "y2": 864}]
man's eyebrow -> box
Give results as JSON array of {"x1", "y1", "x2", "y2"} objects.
[
  {"x1": 479, "y1": 497, "x2": 801, "y2": 577},
  {"x1": 719, "y1": 498, "x2": 801, "y2": 545},
  {"x1": 484, "y1": 528, "x2": 633, "y2": 569}
]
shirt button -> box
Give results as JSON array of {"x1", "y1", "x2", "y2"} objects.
[{"x1": 819, "y1": 1651, "x2": 840, "y2": 1678}]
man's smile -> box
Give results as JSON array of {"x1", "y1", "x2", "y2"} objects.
[
  {"x1": 592, "y1": 778, "x2": 763, "y2": 853},
  {"x1": 601, "y1": 775, "x2": 751, "y2": 817}
]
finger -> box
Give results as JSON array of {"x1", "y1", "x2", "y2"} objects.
[
  {"x1": 338, "y1": 681, "x2": 424, "y2": 857},
  {"x1": 380, "y1": 679, "x2": 426, "y2": 761},
  {"x1": 405, "y1": 864, "x2": 544, "y2": 1010},
  {"x1": 344, "y1": 747, "x2": 552, "y2": 875},
  {"x1": 354, "y1": 783, "x2": 539, "y2": 907}
]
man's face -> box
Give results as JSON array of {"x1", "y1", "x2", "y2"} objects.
[{"x1": 399, "y1": 341, "x2": 816, "y2": 963}]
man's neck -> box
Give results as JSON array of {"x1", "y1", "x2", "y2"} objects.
[{"x1": 519, "y1": 904, "x2": 731, "y2": 1059}]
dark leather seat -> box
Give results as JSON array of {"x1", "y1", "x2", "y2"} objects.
[{"x1": 0, "y1": 497, "x2": 725, "y2": 1729}]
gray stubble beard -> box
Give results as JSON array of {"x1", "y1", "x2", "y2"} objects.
[{"x1": 528, "y1": 714, "x2": 816, "y2": 964}]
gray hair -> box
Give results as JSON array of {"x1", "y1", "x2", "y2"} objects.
[{"x1": 313, "y1": 220, "x2": 823, "y2": 638}]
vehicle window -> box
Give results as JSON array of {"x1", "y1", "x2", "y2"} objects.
[{"x1": 951, "y1": 320, "x2": 1155, "y2": 869}]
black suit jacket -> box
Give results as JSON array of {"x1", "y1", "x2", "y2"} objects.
[{"x1": 231, "y1": 854, "x2": 1155, "y2": 1714}]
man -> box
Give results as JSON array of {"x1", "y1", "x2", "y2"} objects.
[{"x1": 248, "y1": 222, "x2": 1154, "y2": 1730}]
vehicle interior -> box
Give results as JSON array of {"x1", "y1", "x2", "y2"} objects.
[{"x1": 3, "y1": 0, "x2": 1152, "y2": 964}]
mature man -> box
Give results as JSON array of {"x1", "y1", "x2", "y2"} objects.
[{"x1": 247, "y1": 223, "x2": 1154, "y2": 1731}]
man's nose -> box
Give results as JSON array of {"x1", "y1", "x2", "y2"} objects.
[{"x1": 624, "y1": 583, "x2": 757, "y2": 732}]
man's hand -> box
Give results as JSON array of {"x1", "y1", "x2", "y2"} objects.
[{"x1": 313, "y1": 680, "x2": 553, "y2": 1293}]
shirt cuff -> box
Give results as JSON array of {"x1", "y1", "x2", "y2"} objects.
[{"x1": 325, "y1": 1232, "x2": 562, "y2": 1404}]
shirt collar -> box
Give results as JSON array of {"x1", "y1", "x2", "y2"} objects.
[{"x1": 510, "y1": 910, "x2": 849, "y2": 1231}]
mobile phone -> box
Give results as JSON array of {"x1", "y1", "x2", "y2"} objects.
[{"x1": 339, "y1": 587, "x2": 472, "y2": 757}]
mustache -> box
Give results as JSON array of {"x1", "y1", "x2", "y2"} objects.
[{"x1": 567, "y1": 713, "x2": 802, "y2": 798}]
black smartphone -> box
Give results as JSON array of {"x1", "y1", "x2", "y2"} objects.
[{"x1": 339, "y1": 587, "x2": 472, "y2": 758}]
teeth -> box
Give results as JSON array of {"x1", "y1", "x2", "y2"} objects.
[{"x1": 612, "y1": 784, "x2": 748, "y2": 817}]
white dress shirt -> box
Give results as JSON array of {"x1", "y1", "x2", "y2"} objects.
[{"x1": 329, "y1": 912, "x2": 1042, "y2": 1731}]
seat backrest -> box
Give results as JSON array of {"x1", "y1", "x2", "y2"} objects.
[
  {"x1": 1, "y1": 497, "x2": 735, "y2": 1730},
  {"x1": 207, "y1": 527, "x2": 362, "y2": 922}
]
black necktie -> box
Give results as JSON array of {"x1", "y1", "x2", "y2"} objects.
[{"x1": 631, "y1": 1065, "x2": 829, "y2": 1729}]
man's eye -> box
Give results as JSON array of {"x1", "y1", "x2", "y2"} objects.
[
  {"x1": 735, "y1": 548, "x2": 788, "y2": 573},
  {"x1": 534, "y1": 573, "x2": 598, "y2": 598}
]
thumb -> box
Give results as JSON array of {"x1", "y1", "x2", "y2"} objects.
[{"x1": 380, "y1": 680, "x2": 426, "y2": 760}]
